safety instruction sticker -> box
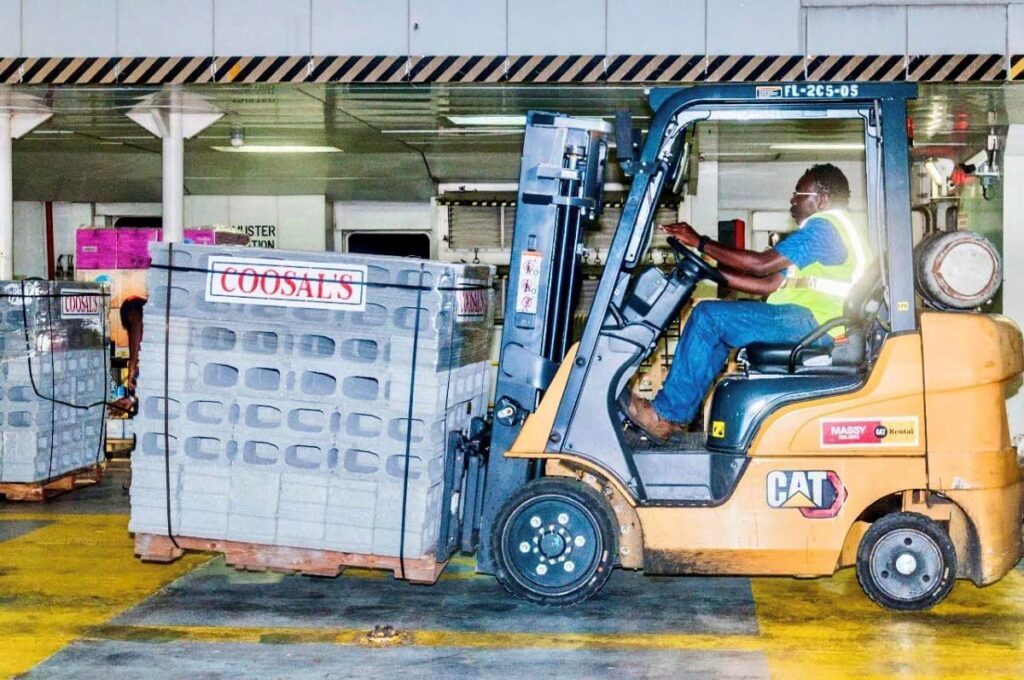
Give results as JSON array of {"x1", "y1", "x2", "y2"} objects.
[
  {"x1": 205, "y1": 256, "x2": 367, "y2": 312},
  {"x1": 515, "y1": 250, "x2": 543, "y2": 314},
  {"x1": 820, "y1": 417, "x2": 919, "y2": 448},
  {"x1": 766, "y1": 470, "x2": 847, "y2": 519},
  {"x1": 60, "y1": 289, "x2": 103, "y2": 318}
]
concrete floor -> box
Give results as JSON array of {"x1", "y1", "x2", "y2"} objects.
[{"x1": 2, "y1": 462, "x2": 1023, "y2": 679}]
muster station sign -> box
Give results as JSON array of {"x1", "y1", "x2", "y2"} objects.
[{"x1": 205, "y1": 256, "x2": 367, "y2": 312}]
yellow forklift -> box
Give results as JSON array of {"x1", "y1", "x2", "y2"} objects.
[{"x1": 455, "y1": 82, "x2": 1023, "y2": 611}]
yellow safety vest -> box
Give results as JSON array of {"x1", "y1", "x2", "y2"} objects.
[{"x1": 767, "y1": 210, "x2": 870, "y2": 336}]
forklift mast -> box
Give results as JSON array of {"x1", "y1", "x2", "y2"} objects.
[{"x1": 475, "y1": 112, "x2": 611, "y2": 572}]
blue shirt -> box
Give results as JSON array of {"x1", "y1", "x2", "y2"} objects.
[{"x1": 774, "y1": 216, "x2": 847, "y2": 269}]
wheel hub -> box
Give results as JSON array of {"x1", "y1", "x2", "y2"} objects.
[
  {"x1": 870, "y1": 528, "x2": 943, "y2": 602},
  {"x1": 503, "y1": 495, "x2": 602, "y2": 594}
]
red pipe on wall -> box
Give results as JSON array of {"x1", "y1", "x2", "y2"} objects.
[{"x1": 44, "y1": 201, "x2": 55, "y2": 279}]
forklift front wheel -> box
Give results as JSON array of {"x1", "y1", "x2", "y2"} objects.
[
  {"x1": 491, "y1": 478, "x2": 617, "y2": 606},
  {"x1": 855, "y1": 512, "x2": 957, "y2": 612}
]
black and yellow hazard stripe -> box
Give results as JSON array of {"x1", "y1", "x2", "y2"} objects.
[
  {"x1": 1009, "y1": 55, "x2": 1023, "y2": 81},
  {"x1": 0, "y1": 54, "x2": 1017, "y2": 85}
]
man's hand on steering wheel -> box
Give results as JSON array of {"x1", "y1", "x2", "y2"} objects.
[{"x1": 659, "y1": 222, "x2": 701, "y2": 248}]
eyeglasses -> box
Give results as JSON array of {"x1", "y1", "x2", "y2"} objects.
[{"x1": 791, "y1": 191, "x2": 820, "y2": 197}]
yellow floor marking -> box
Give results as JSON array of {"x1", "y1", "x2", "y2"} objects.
[
  {"x1": 0, "y1": 513, "x2": 208, "y2": 678},
  {"x1": 753, "y1": 567, "x2": 1024, "y2": 679},
  {"x1": 82, "y1": 622, "x2": 764, "y2": 652}
]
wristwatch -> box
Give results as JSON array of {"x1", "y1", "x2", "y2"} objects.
[{"x1": 697, "y1": 235, "x2": 711, "y2": 253}]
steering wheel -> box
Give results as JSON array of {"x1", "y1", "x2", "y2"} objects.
[{"x1": 666, "y1": 237, "x2": 727, "y2": 286}]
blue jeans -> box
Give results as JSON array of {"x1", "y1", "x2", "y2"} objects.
[{"x1": 651, "y1": 301, "x2": 820, "y2": 423}]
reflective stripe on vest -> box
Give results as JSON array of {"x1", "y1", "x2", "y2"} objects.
[
  {"x1": 778, "y1": 211, "x2": 866, "y2": 299},
  {"x1": 767, "y1": 210, "x2": 870, "y2": 330}
]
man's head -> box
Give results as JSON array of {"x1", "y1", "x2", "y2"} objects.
[{"x1": 790, "y1": 163, "x2": 851, "y2": 222}]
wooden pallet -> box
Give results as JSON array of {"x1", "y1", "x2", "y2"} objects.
[
  {"x1": 134, "y1": 533, "x2": 448, "y2": 584},
  {"x1": 0, "y1": 464, "x2": 105, "y2": 502}
]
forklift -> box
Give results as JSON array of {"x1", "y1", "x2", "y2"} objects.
[{"x1": 445, "y1": 82, "x2": 1024, "y2": 611}]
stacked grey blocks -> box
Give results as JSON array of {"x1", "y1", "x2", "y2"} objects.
[
  {"x1": 129, "y1": 243, "x2": 493, "y2": 560},
  {"x1": 0, "y1": 281, "x2": 108, "y2": 483}
]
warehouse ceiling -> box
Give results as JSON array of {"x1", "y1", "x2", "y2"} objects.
[{"x1": 9, "y1": 82, "x2": 1024, "y2": 202}]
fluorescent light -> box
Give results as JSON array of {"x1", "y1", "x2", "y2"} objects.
[
  {"x1": 211, "y1": 145, "x2": 342, "y2": 154},
  {"x1": 447, "y1": 115, "x2": 527, "y2": 126},
  {"x1": 32, "y1": 129, "x2": 73, "y2": 135},
  {"x1": 769, "y1": 143, "x2": 864, "y2": 151}
]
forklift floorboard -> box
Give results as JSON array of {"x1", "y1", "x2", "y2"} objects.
[{"x1": 3, "y1": 463, "x2": 1023, "y2": 679}]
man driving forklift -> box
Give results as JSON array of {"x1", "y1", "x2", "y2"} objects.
[{"x1": 626, "y1": 163, "x2": 871, "y2": 440}]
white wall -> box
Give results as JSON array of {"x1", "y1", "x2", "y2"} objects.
[
  {"x1": 1, "y1": 1, "x2": 1021, "y2": 57},
  {"x1": 13, "y1": 202, "x2": 45, "y2": 278},
  {"x1": 185, "y1": 195, "x2": 329, "y2": 251},
  {"x1": 1002, "y1": 124, "x2": 1024, "y2": 449}
]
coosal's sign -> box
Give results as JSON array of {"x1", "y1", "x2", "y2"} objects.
[{"x1": 205, "y1": 256, "x2": 367, "y2": 311}]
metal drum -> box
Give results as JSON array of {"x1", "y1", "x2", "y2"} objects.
[{"x1": 914, "y1": 230, "x2": 1002, "y2": 310}]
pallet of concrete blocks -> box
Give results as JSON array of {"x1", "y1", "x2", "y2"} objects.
[
  {"x1": 0, "y1": 280, "x2": 108, "y2": 498},
  {"x1": 130, "y1": 242, "x2": 494, "y2": 583}
]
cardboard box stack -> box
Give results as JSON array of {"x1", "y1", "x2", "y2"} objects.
[
  {"x1": 128, "y1": 243, "x2": 494, "y2": 561},
  {"x1": 0, "y1": 281, "x2": 108, "y2": 482}
]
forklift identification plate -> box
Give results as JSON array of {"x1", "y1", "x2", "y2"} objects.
[
  {"x1": 205, "y1": 256, "x2": 367, "y2": 312},
  {"x1": 820, "y1": 417, "x2": 919, "y2": 447},
  {"x1": 515, "y1": 251, "x2": 543, "y2": 314}
]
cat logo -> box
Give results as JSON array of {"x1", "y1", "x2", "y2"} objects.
[{"x1": 766, "y1": 470, "x2": 847, "y2": 519}]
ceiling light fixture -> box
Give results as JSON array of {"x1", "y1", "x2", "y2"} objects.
[
  {"x1": 32, "y1": 129, "x2": 73, "y2": 135},
  {"x1": 211, "y1": 145, "x2": 342, "y2": 154},
  {"x1": 447, "y1": 115, "x2": 527, "y2": 126},
  {"x1": 768, "y1": 143, "x2": 865, "y2": 151}
]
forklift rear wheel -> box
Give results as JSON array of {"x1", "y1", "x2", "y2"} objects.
[
  {"x1": 856, "y1": 512, "x2": 957, "y2": 611},
  {"x1": 491, "y1": 478, "x2": 617, "y2": 606}
]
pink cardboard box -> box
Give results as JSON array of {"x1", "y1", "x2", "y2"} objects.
[
  {"x1": 75, "y1": 228, "x2": 118, "y2": 269},
  {"x1": 116, "y1": 228, "x2": 163, "y2": 269}
]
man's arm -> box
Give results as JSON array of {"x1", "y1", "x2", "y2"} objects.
[
  {"x1": 661, "y1": 222, "x2": 791, "y2": 277},
  {"x1": 720, "y1": 269, "x2": 785, "y2": 296}
]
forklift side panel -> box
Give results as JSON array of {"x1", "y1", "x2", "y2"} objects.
[
  {"x1": 747, "y1": 334, "x2": 927, "y2": 457},
  {"x1": 636, "y1": 456, "x2": 927, "y2": 575}
]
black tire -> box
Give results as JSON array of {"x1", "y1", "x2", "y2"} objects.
[
  {"x1": 490, "y1": 478, "x2": 617, "y2": 606},
  {"x1": 856, "y1": 512, "x2": 957, "y2": 611}
]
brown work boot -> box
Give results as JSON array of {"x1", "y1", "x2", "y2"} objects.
[{"x1": 625, "y1": 393, "x2": 687, "y2": 441}]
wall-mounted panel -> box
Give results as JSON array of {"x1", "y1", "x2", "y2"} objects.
[
  {"x1": 0, "y1": 0, "x2": 21, "y2": 56},
  {"x1": 908, "y1": 5, "x2": 1006, "y2": 55},
  {"x1": 410, "y1": 0, "x2": 506, "y2": 55},
  {"x1": 707, "y1": 0, "x2": 802, "y2": 56},
  {"x1": 312, "y1": 0, "x2": 407, "y2": 56},
  {"x1": 508, "y1": 0, "x2": 605, "y2": 55},
  {"x1": 214, "y1": 0, "x2": 310, "y2": 56},
  {"x1": 607, "y1": 0, "x2": 703, "y2": 55},
  {"x1": 23, "y1": 0, "x2": 117, "y2": 57},
  {"x1": 1010, "y1": 4, "x2": 1024, "y2": 54},
  {"x1": 807, "y1": 6, "x2": 906, "y2": 56},
  {"x1": 118, "y1": 0, "x2": 213, "y2": 57}
]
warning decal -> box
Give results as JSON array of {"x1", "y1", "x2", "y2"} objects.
[{"x1": 820, "y1": 417, "x2": 919, "y2": 448}]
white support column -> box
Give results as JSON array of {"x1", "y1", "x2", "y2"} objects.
[
  {"x1": 162, "y1": 110, "x2": 185, "y2": 242},
  {"x1": 0, "y1": 112, "x2": 11, "y2": 280},
  {"x1": 0, "y1": 92, "x2": 52, "y2": 279},
  {"x1": 127, "y1": 89, "x2": 223, "y2": 243},
  {"x1": 1002, "y1": 124, "x2": 1024, "y2": 450}
]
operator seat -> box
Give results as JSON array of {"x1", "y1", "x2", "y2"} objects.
[{"x1": 741, "y1": 264, "x2": 884, "y2": 376}]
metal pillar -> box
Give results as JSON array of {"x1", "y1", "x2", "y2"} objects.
[
  {"x1": 0, "y1": 92, "x2": 52, "y2": 279},
  {"x1": 127, "y1": 89, "x2": 222, "y2": 243}
]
